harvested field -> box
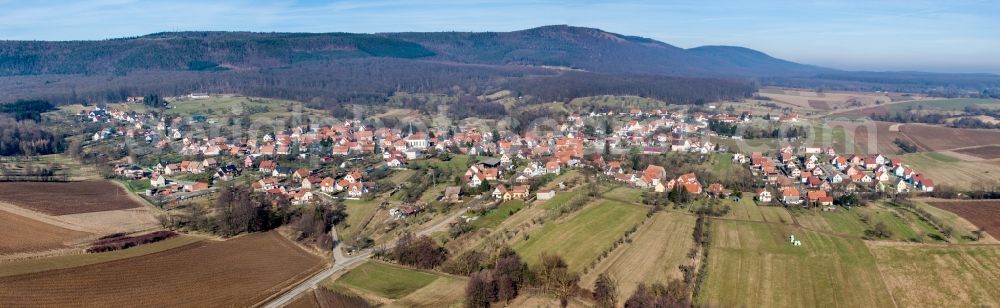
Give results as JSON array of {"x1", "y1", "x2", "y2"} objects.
[
  {"x1": 900, "y1": 153, "x2": 1000, "y2": 190},
  {"x1": 871, "y1": 244, "x2": 1000, "y2": 307},
  {"x1": 814, "y1": 121, "x2": 1000, "y2": 154},
  {"x1": 0, "y1": 231, "x2": 325, "y2": 307},
  {"x1": 812, "y1": 121, "x2": 909, "y2": 154},
  {"x1": 580, "y1": 212, "x2": 695, "y2": 300},
  {"x1": 954, "y1": 145, "x2": 1000, "y2": 160},
  {"x1": 0, "y1": 201, "x2": 159, "y2": 235},
  {"x1": 698, "y1": 220, "x2": 893, "y2": 308},
  {"x1": 927, "y1": 200, "x2": 1000, "y2": 237},
  {"x1": 0, "y1": 210, "x2": 90, "y2": 254},
  {"x1": 0, "y1": 181, "x2": 142, "y2": 215},
  {"x1": 759, "y1": 88, "x2": 891, "y2": 112}
]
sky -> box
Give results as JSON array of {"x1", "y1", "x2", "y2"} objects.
[{"x1": 1, "y1": 0, "x2": 998, "y2": 73}]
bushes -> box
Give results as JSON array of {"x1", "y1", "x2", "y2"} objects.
[
  {"x1": 87, "y1": 231, "x2": 177, "y2": 253},
  {"x1": 390, "y1": 232, "x2": 448, "y2": 269},
  {"x1": 463, "y1": 248, "x2": 527, "y2": 307},
  {"x1": 894, "y1": 138, "x2": 919, "y2": 153},
  {"x1": 864, "y1": 222, "x2": 894, "y2": 239},
  {"x1": 593, "y1": 273, "x2": 618, "y2": 308}
]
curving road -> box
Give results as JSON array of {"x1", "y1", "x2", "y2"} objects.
[{"x1": 261, "y1": 207, "x2": 468, "y2": 308}]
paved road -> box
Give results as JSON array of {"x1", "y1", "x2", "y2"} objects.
[{"x1": 261, "y1": 207, "x2": 468, "y2": 308}]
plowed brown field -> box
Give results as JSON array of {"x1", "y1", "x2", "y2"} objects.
[
  {"x1": 0, "y1": 211, "x2": 89, "y2": 254},
  {"x1": 0, "y1": 181, "x2": 142, "y2": 215},
  {"x1": 928, "y1": 200, "x2": 1000, "y2": 237},
  {"x1": 0, "y1": 232, "x2": 325, "y2": 307}
]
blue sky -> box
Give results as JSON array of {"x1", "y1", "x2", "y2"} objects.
[{"x1": 1, "y1": 0, "x2": 998, "y2": 73}]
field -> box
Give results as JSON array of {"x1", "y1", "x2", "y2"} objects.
[
  {"x1": 900, "y1": 153, "x2": 1000, "y2": 190},
  {"x1": 870, "y1": 244, "x2": 1000, "y2": 307},
  {"x1": 810, "y1": 120, "x2": 1000, "y2": 155},
  {"x1": 0, "y1": 181, "x2": 142, "y2": 215},
  {"x1": 162, "y1": 96, "x2": 329, "y2": 122},
  {"x1": 601, "y1": 186, "x2": 644, "y2": 204},
  {"x1": 900, "y1": 124, "x2": 1000, "y2": 151},
  {"x1": 514, "y1": 199, "x2": 647, "y2": 272},
  {"x1": 286, "y1": 288, "x2": 373, "y2": 308},
  {"x1": 803, "y1": 120, "x2": 904, "y2": 154},
  {"x1": 471, "y1": 200, "x2": 526, "y2": 230},
  {"x1": 580, "y1": 212, "x2": 695, "y2": 299},
  {"x1": 0, "y1": 232, "x2": 325, "y2": 307},
  {"x1": 698, "y1": 220, "x2": 894, "y2": 308},
  {"x1": 339, "y1": 199, "x2": 381, "y2": 240},
  {"x1": 757, "y1": 88, "x2": 893, "y2": 114},
  {"x1": 0, "y1": 235, "x2": 203, "y2": 277},
  {"x1": 926, "y1": 200, "x2": 1000, "y2": 237},
  {"x1": 836, "y1": 99, "x2": 1000, "y2": 118},
  {"x1": 724, "y1": 194, "x2": 794, "y2": 224},
  {"x1": 954, "y1": 145, "x2": 1000, "y2": 160},
  {"x1": 330, "y1": 261, "x2": 466, "y2": 307},
  {"x1": 333, "y1": 261, "x2": 439, "y2": 299},
  {"x1": 912, "y1": 201, "x2": 993, "y2": 241},
  {"x1": 0, "y1": 154, "x2": 99, "y2": 181},
  {"x1": 0, "y1": 210, "x2": 90, "y2": 254},
  {"x1": 793, "y1": 204, "x2": 940, "y2": 242}
]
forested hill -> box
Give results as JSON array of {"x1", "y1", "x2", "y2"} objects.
[
  {"x1": 387, "y1": 25, "x2": 832, "y2": 77},
  {"x1": 1, "y1": 25, "x2": 997, "y2": 105},
  {"x1": 0, "y1": 25, "x2": 826, "y2": 78},
  {"x1": 0, "y1": 32, "x2": 435, "y2": 75}
]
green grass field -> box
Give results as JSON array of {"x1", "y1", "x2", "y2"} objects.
[
  {"x1": 339, "y1": 199, "x2": 380, "y2": 239},
  {"x1": 514, "y1": 199, "x2": 647, "y2": 272},
  {"x1": 793, "y1": 205, "x2": 928, "y2": 241},
  {"x1": 722, "y1": 194, "x2": 794, "y2": 224},
  {"x1": 385, "y1": 274, "x2": 467, "y2": 308},
  {"x1": 871, "y1": 244, "x2": 1000, "y2": 307},
  {"x1": 539, "y1": 190, "x2": 578, "y2": 210},
  {"x1": 601, "y1": 186, "x2": 644, "y2": 204},
  {"x1": 708, "y1": 153, "x2": 737, "y2": 178},
  {"x1": 333, "y1": 261, "x2": 440, "y2": 299},
  {"x1": 698, "y1": 220, "x2": 894, "y2": 308},
  {"x1": 471, "y1": 200, "x2": 526, "y2": 230}
]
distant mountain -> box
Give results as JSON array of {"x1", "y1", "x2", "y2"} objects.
[
  {"x1": 0, "y1": 32, "x2": 435, "y2": 75},
  {"x1": 0, "y1": 25, "x2": 997, "y2": 103},
  {"x1": 0, "y1": 25, "x2": 828, "y2": 78},
  {"x1": 386, "y1": 25, "x2": 832, "y2": 77}
]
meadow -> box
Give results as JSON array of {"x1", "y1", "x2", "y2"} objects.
[
  {"x1": 514, "y1": 199, "x2": 647, "y2": 272},
  {"x1": 333, "y1": 261, "x2": 439, "y2": 299},
  {"x1": 698, "y1": 220, "x2": 894, "y2": 308},
  {"x1": 471, "y1": 200, "x2": 526, "y2": 230},
  {"x1": 580, "y1": 211, "x2": 695, "y2": 299},
  {"x1": 900, "y1": 152, "x2": 1000, "y2": 189},
  {"x1": 870, "y1": 244, "x2": 1000, "y2": 307},
  {"x1": 329, "y1": 261, "x2": 466, "y2": 307}
]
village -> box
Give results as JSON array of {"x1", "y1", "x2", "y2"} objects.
[{"x1": 81, "y1": 95, "x2": 938, "y2": 221}]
